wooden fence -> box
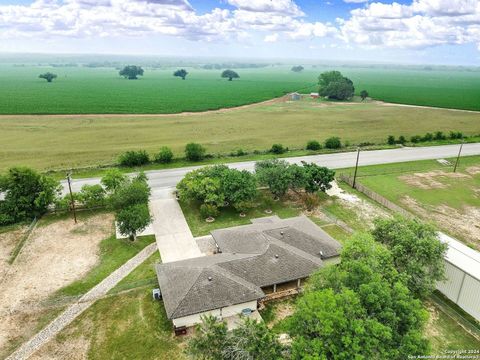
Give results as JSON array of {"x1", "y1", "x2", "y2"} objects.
[{"x1": 337, "y1": 175, "x2": 415, "y2": 219}]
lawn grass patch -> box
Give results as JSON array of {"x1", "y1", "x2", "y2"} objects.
[
  {"x1": 50, "y1": 288, "x2": 184, "y2": 360},
  {"x1": 55, "y1": 234, "x2": 156, "y2": 297},
  {"x1": 180, "y1": 192, "x2": 301, "y2": 237}
]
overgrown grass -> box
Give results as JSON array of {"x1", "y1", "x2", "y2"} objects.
[
  {"x1": 180, "y1": 192, "x2": 302, "y2": 237},
  {"x1": 2, "y1": 97, "x2": 479, "y2": 172}
]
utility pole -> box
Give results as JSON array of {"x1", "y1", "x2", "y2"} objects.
[
  {"x1": 352, "y1": 147, "x2": 361, "y2": 188},
  {"x1": 66, "y1": 172, "x2": 77, "y2": 224},
  {"x1": 453, "y1": 141, "x2": 464, "y2": 173}
]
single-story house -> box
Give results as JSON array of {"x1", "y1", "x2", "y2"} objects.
[
  {"x1": 310, "y1": 92, "x2": 319, "y2": 98},
  {"x1": 155, "y1": 216, "x2": 341, "y2": 331}
]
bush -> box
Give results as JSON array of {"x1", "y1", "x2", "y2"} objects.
[
  {"x1": 200, "y1": 204, "x2": 219, "y2": 219},
  {"x1": 434, "y1": 131, "x2": 446, "y2": 140},
  {"x1": 118, "y1": 150, "x2": 150, "y2": 167},
  {"x1": 398, "y1": 135, "x2": 406, "y2": 145},
  {"x1": 306, "y1": 140, "x2": 322, "y2": 151},
  {"x1": 324, "y1": 137, "x2": 342, "y2": 149},
  {"x1": 302, "y1": 193, "x2": 320, "y2": 211},
  {"x1": 185, "y1": 143, "x2": 206, "y2": 161},
  {"x1": 449, "y1": 131, "x2": 463, "y2": 139},
  {"x1": 109, "y1": 177, "x2": 150, "y2": 210},
  {"x1": 230, "y1": 149, "x2": 248, "y2": 157},
  {"x1": 270, "y1": 143, "x2": 287, "y2": 154},
  {"x1": 154, "y1": 146, "x2": 174, "y2": 164},
  {"x1": 410, "y1": 135, "x2": 422, "y2": 143},
  {"x1": 79, "y1": 184, "x2": 106, "y2": 209},
  {"x1": 423, "y1": 132, "x2": 434, "y2": 141},
  {"x1": 387, "y1": 135, "x2": 396, "y2": 145},
  {"x1": 233, "y1": 200, "x2": 254, "y2": 214}
]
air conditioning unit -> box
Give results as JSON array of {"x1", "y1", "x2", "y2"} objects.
[{"x1": 152, "y1": 288, "x2": 162, "y2": 300}]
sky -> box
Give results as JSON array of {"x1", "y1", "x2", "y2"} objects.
[{"x1": 0, "y1": 0, "x2": 479, "y2": 65}]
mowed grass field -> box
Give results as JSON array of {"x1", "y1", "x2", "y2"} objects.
[
  {"x1": 1, "y1": 64, "x2": 480, "y2": 113},
  {"x1": 1, "y1": 99, "x2": 480, "y2": 171}
]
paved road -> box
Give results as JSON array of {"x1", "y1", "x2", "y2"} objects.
[{"x1": 63, "y1": 143, "x2": 480, "y2": 197}]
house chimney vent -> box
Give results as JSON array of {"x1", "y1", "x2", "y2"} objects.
[
  {"x1": 319, "y1": 251, "x2": 324, "y2": 259},
  {"x1": 208, "y1": 276, "x2": 212, "y2": 281},
  {"x1": 275, "y1": 254, "x2": 279, "y2": 259}
]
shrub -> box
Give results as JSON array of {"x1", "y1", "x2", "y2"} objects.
[
  {"x1": 398, "y1": 135, "x2": 406, "y2": 145},
  {"x1": 434, "y1": 131, "x2": 446, "y2": 140},
  {"x1": 449, "y1": 131, "x2": 463, "y2": 139},
  {"x1": 324, "y1": 137, "x2": 342, "y2": 149},
  {"x1": 410, "y1": 135, "x2": 422, "y2": 143},
  {"x1": 230, "y1": 149, "x2": 248, "y2": 157},
  {"x1": 423, "y1": 132, "x2": 433, "y2": 141},
  {"x1": 154, "y1": 146, "x2": 174, "y2": 163},
  {"x1": 101, "y1": 169, "x2": 127, "y2": 193},
  {"x1": 270, "y1": 143, "x2": 287, "y2": 154},
  {"x1": 387, "y1": 135, "x2": 396, "y2": 145},
  {"x1": 200, "y1": 204, "x2": 219, "y2": 219},
  {"x1": 233, "y1": 200, "x2": 254, "y2": 214},
  {"x1": 185, "y1": 143, "x2": 206, "y2": 161},
  {"x1": 306, "y1": 140, "x2": 322, "y2": 151},
  {"x1": 118, "y1": 150, "x2": 150, "y2": 167},
  {"x1": 79, "y1": 184, "x2": 106, "y2": 209},
  {"x1": 302, "y1": 193, "x2": 320, "y2": 211}
]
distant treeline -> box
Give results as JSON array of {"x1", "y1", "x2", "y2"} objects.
[{"x1": 200, "y1": 63, "x2": 273, "y2": 70}]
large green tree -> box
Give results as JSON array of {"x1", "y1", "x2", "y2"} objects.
[
  {"x1": 119, "y1": 65, "x2": 144, "y2": 80},
  {"x1": 0, "y1": 167, "x2": 60, "y2": 225},
  {"x1": 372, "y1": 216, "x2": 447, "y2": 298},
  {"x1": 221, "y1": 168, "x2": 257, "y2": 208},
  {"x1": 255, "y1": 159, "x2": 292, "y2": 198},
  {"x1": 289, "y1": 233, "x2": 430, "y2": 360},
  {"x1": 173, "y1": 69, "x2": 188, "y2": 80},
  {"x1": 39, "y1": 72, "x2": 57, "y2": 83},
  {"x1": 301, "y1": 162, "x2": 335, "y2": 193},
  {"x1": 318, "y1": 71, "x2": 355, "y2": 100},
  {"x1": 116, "y1": 203, "x2": 151, "y2": 241},
  {"x1": 187, "y1": 316, "x2": 284, "y2": 360},
  {"x1": 221, "y1": 69, "x2": 240, "y2": 81},
  {"x1": 101, "y1": 169, "x2": 127, "y2": 193},
  {"x1": 109, "y1": 174, "x2": 150, "y2": 210}
]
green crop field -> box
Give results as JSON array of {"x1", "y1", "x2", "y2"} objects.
[
  {"x1": 1, "y1": 62, "x2": 480, "y2": 114},
  {"x1": 1, "y1": 99, "x2": 479, "y2": 172}
]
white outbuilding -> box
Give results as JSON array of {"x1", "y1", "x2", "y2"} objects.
[{"x1": 437, "y1": 233, "x2": 480, "y2": 321}]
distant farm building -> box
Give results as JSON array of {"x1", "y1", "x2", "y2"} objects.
[
  {"x1": 437, "y1": 233, "x2": 480, "y2": 321},
  {"x1": 290, "y1": 92, "x2": 301, "y2": 101},
  {"x1": 310, "y1": 92, "x2": 319, "y2": 98}
]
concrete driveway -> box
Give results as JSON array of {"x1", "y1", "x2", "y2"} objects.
[{"x1": 149, "y1": 189, "x2": 202, "y2": 263}]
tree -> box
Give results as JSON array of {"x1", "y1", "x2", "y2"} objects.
[
  {"x1": 109, "y1": 176, "x2": 150, "y2": 210},
  {"x1": 398, "y1": 135, "x2": 407, "y2": 145},
  {"x1": 119, "y1": 65, "x2": 144, "y2": 80},
  {"x1": 176, "y1": 166, "x2": 227, "y2": 206},
  {"x1": 360, "y1": 90, "x2": 369, "y2": 101},
  {"x1": 79, "y1": 184, "x2": 106, "y2": 209},
  {"x1": 324, "y1": 136, "x2": 342, "y2": 149},
  {"x1": 306, "y1": 140, "x2": 321, "y2": 151},
  {"x1": 221, "y1": 169, "x2": 257, "y2": 208},
  {"x1": 301, "y1": 162, "x2": 335, "y2": 193},
  {"x1": 187, "y1": 316, "x2": 283, "y2": 360},
  {"x1": 101, "y1": 169, "x2": 127, "y2": 193},
  {"x1": 154, "y1": 146, "x2": 174, "y2": 164},
  {"x1": 291, "y1": 65, "x2": 304, "y2": 72},
  {"x1": 387, "y1": 135, "x2": 396, "y2": 145},
  {"x1": 116, "y1": 203, "x2": 151, "y2": 241},
  {"x1": 39, "y1": 72, "x2": 57, "y2": 83},
  {"x1": 255, "y1": 159, "x2": 292, "y2": 198},
  {"x1": 290, "y1": 233, "x2": 430, "y2": 360},
  {"x1": 372, "y1": 216, "x2": 448, "y2": 298},
  {"x1": 0, "y1": 167, "x2": 60, "y2": 225},
  {"x1": 185, "y1": 143, "x2": 206, "y2": 162},
  {"x1": 221, "y1": 69, "x2": 240, "y2": 81},
  {"x1": 173, "y1": 68, "x2": 188, "y2": 80},
  {"x1": 318, "y1": 71, "x2": 355, "y2": 100},
  {"x1": 270, "y1": 143, "x2": 287, "y2": 154}
]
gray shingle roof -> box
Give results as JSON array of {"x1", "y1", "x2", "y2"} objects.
[{"x1": 156, "y1": 216, "x2": 341, "y2": 320}]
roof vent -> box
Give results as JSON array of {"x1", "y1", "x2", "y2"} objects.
[
  {"x1": 319, "y1": 251, "x2": 324, "y2": 259},
  {"x1": 280, "y1": 231, "x2": 284, "y2": 236},
  {"x1": 208, "y1": 276, "x2": 213, "y2": 281},
  {"x1": 275, "y1": 254, "x2": 279, "y2": 259}
]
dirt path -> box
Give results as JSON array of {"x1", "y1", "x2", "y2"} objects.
[{"x1": 0, "y1": 213, "x2": 114, "y2": 356}]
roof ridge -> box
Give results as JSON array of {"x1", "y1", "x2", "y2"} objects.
[
  {"x1": 169, "y1": 268, "x2": 203, "y2": 318},
  {"x1": 266, "y1": 236, "x2": 324, "y2": 266},
  {"x1": 211, "y1": 264, "x2": 264, "y2": 296}
]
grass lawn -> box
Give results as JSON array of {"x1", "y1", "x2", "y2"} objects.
[
  {"x1": 53, "y1": 233, "x2": 156, "y2": 298},
  {"x1": 180, "y1": 192, "x2": 302, "y2": 237},
  {"x1": 45, "y1": 288, "x2": 185, "y2": 360},
  {"x1": 1, "y1": 98, "x2": 479, "y2": 172}
]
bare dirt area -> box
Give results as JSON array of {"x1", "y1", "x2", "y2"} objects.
[
  {"x1": 0, "y1": 225, "x2": 26, "y2": 278},
  {"x1": 401, "y1": 196, "x2": 480, "y2": 250},
  {"x1": 466, "y1": 166, "x2": 480, "y2": 175},
  {"x1": 0, "y1": 212, "x2": 114, "y2": 357},
  {"x1": 399, "y1": 170, "x2": 471, "y2": 190}
]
